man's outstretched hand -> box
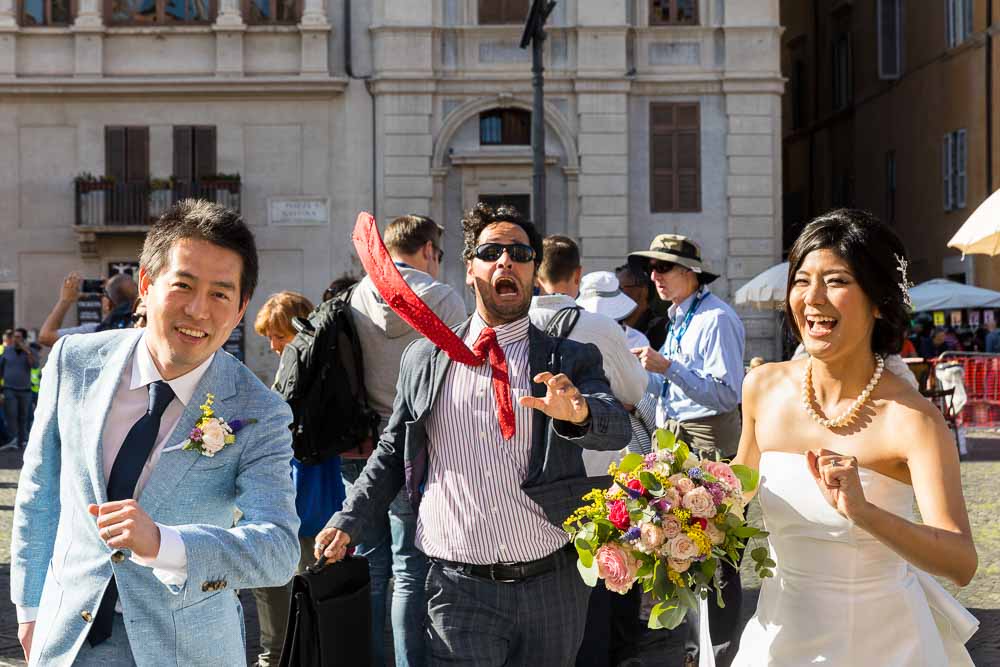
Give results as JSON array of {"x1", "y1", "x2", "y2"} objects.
[
  {"x1": 313, "y1": 526, "x2": 351, "y2": 563},
  {"x1": 518, "y1": 372, "x2": 590, "y2": 425}
]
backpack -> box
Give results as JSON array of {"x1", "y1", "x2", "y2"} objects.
[
  {"x1": 544, "y1": 305, "x2": 581, "y2": 375},
  {"x1": 272, "y1": 286, "x2": 380, "y2": 465}
]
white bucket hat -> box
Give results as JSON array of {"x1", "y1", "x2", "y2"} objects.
[{"x1": 577, "y1": 271, "x2": 638, "y2": 322}]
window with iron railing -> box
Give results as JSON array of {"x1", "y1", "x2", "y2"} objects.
[
  {"x1": 877, "y1": 0, "x2": 902, "y2": 79},
  {"x1": 943, "y1": 129, "x2": 967, "y2": 211},
  {"x1": 104, "y1": 0, "x2": 214, "y2": 25},
  {"x1": 945, "y1": 0, "x2": 974, "y2": 48}
]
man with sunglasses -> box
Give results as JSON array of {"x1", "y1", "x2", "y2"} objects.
[
  {"x1": 317, "y1": 202, "x2": 631, "y2": 665},
  {"x1": 628, "y1": 234, "x2": 746, "y2": 667},
  {"x1": 345, "y1": 213, "x2": 465, "y2": 667}
]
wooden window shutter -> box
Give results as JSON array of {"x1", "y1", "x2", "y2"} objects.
[
  {"x1": 650, "y1": 102, "x2": 701, "y2": 212},
  {"x1": 173, "y1": 126, "x2": 194, "y2": 182},
  {"x1": 105, "y1": 126, "x2": 127, "y2": 182},
  {"x1": 675, "y1": 103, "x2": 700, "y2": 211},
  {"x1": 193, "y1": 126, "x2": 217, "y2": 180},
  {"x1": 125, "y1": 127, "x2": 149, "y2": 182},
  {"x1": 478, "y1": 0, "x2": 501, "y2": 23}
]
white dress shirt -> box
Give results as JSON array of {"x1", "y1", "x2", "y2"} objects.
[{"x1": 17, "y1": 334, "x2": 214, "y2": 623}]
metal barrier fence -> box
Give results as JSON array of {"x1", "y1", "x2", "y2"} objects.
[{"x1": 928, "y1": 352, "x2": 1000, "y2": 429}]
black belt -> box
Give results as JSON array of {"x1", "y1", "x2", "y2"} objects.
[{"x1": 431, "y1": 543, "x2": 574, "y2": 583}]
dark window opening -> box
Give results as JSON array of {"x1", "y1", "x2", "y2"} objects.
[
  {"x1": 650, "y1": 0, "x2": 698, "y2": 26},
  {"x1": 480, "y1": 109, "x2": 531, "y2": 146},
  {"x1": 478, "y1": 0, "x2": 528, "y2": 24},
  {"x1": 173, "y1": 126, "x2": 218, "y2": 183},
  {"x1": 650, "y1": 102, "x2": 701, "y2": 213}
]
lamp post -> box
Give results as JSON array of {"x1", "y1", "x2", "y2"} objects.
[{"x1": 520, "y1": 0, "x2": 556, "y2": 233}]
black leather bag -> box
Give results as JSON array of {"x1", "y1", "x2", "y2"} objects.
[{"x1": 278, "y1": 555, "x2": 371, "y2": 667}]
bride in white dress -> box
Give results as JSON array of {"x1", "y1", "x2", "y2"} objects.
[{"x1": 730, "y1": 209, "x2": 979, "y2": 666}]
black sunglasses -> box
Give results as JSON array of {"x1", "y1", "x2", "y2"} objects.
[
  {"x1": 650, "y1": 261, "x2": 678, "y2": 274},
  {"x1": 434, "y1": 246, "x2": 444, "y2": 262},
  {"x1": 474, "y1": 243, "x2": 536, "y2": 263}
]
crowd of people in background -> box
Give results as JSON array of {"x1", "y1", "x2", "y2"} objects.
[{"x1": 2, "y1": 200, "x2": 982, "y2": 667}]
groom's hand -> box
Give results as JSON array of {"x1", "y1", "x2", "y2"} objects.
[
  {"x1": 18, "y1": 621, "x2": 33, "y2": 662},
  {"x1": 88, "y1": 500, "x2": 161, "y2": 561},
  {"x1": 519, "y1": 372, "x2": 590, "y2": 425}
]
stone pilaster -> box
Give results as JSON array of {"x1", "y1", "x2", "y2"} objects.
[
  {"x1": 0, "y1": 0, "x2": 15, "y2": 77},
  {"x1": 72, "y1": 0, "x2": 104, "y2": 77},
  {"x1": 213, "y1": 0, "x2": 245, "y2": 77},
  {"x1": 299, "y1": 0, "x2": 330, "y2": 76}
]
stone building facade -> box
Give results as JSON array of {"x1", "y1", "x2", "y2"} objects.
[{"x1": 0, "y1": 0, "x2": 782, "y2": 380}]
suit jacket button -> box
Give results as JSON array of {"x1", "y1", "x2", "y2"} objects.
[
  {"x1": 111, "y1": 551, "x2": 126, "y2": 563},
  {"x1": 81, "y1": 611, "x2": 93, "y2": 623}
]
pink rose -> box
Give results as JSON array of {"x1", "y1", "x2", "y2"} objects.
[
  {"x1": 640, "y1": 523, "x2": 665, "y2": 550},
  {"x1": 667, "y1": 534, "x2": 700, "y2": 561},
  {"x1": 596, "y1": 544, "x2": 638, "y2": 594},
  {"x1": 668, "y1": 557, "x2": 691, "y2": 573},
  {"x1": 705, "y1": 520, "x2": 726, "y2": 545},
  {"x1": 608, "y1": 500, "x2": 630, "y2": 531},
  {"x1": 661, "y1": 514, "x2": 682, "y2": 539},
  {"x1": 682, "y1": 486, "x2": 717, "y2": 519},
  {"x1": 661, "y1": 487, "x2": 681, "y2": 509},
  {"x1": 703, "y1": 461, "x2": 741, "y2": 492},
  {"x1": 669, "y1": 474, "x2": 696, "y2": 495}
]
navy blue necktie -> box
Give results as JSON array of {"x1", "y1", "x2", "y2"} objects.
[{"x1": 89, "y1": 380, "x2": 175, "y2": 646}]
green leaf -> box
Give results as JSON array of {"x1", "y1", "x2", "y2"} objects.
[
  {"x1": 700, "y1": 556, "x2": 717, "y2": 583},
  {"x1": 655, "y1": 428, "x2": 676, "y2": 451},
  {"x1": 732, "y1": 526, "x2": 763, "y2": 538},
  {"x1": 648, "y1": 599, "x2": 687, "y2": 630},
  {"x1": 619, "y1": 452, "x2": 644, "y2": 474},
  {"x1": 578, "y1": 555, "x2": 599, "y2": 587},
  {"x1": 652, "y1": 559, "x2": 670, "y2": 600},
  {"x1": 575, "y1": 541, "x2": 594, "y2": 568},
  {"x1": 638, "y1": 471, "x2": 662, "y2": 493},
  {"x1": 676, "y1": 585, "x2": 699, "y2": 611},
  {"x1": 731, "y1": 464, "x2": 760, "y2": 493},
  {"x1": 673, "y1": 441, "x2": 690, "y2": 467},
  {"x1": 751, "y1": 546, "x2": 768, "y2": 562}
]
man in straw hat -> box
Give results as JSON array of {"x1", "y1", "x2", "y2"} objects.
[{"x1": 628, "y1": 233, "x2": 746, "y2": 667}]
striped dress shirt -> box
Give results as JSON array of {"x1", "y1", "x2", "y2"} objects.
[{"x1": 416, "y1": 314, "x2": 569, "y2": 565}]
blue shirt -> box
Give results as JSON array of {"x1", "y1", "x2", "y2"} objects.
[
  {"x1": 291, "y1": 457, "x2": 346, "y2": 538},
  {"x1": 647, "y1": 288, "x2": 746, "y2": 422}
]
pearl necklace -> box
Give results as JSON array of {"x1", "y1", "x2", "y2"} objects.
[{"x1": 801, "y1": 355, "x2": 885, "y2": 429}]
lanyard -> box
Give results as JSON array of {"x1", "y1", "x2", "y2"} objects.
[{"x1": 659, "y1": 289, "x2": 708, "y2": 398}]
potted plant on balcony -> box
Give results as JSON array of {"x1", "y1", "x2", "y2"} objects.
[
  {"x1": 203, "y1": 173, "x2": 241, "y2": 210},
  {"x1": 149, "y1": 177, "x2": 173, "y2": 219},
  {"x1": 74, "y1": 173, "x2": 112, "y2": 226}
]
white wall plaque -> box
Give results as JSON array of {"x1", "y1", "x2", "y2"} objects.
[{"x1": 268, "y1": 197, "x2": 329, "y2": 226}]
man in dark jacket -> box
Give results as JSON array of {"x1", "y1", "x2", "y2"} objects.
[{"x1": 316, "y1": 203, "x2": 631, "y2": 665}]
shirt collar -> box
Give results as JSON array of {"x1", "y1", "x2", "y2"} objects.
[
  {"x1": 130, "y1": 332, "x2": 215, "y2": 406},
  {"x1": 467, "y1": 312, "x2": 531, "y2": 347},
  {"x1": 669, "y1": 287, "x2": 709, "y2": 321}
]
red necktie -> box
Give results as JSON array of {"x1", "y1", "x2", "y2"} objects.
[
  {"x1": 352, "y1": 212, "x2": 516, "y2": 439},
  {"x1": 470, "y1": 327, "x2": 516, "y2": 440}
]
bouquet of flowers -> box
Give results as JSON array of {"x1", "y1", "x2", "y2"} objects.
[{"x1": 564, "y1": 429, "x2": 774, "y2": 630}]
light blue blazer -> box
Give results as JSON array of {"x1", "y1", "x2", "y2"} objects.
[{"x1": 10, "y1": 329, "x2": 300, "y2": 666}]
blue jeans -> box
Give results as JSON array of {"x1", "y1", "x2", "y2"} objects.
[
  {"x1": 3, "y1": 388, "x2": 32, "y2": 447},
  {"x1": 342, "y1": 459, "x2": 429, "y2": 667}
]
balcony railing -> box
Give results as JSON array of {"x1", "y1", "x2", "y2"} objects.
[{"x1": 75, "y1": 177, "x2": 241, "y2": 227}]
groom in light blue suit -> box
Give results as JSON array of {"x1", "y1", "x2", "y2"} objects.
[{"x1": 10, "y1": 199, "x2": 300, "y2": 666}]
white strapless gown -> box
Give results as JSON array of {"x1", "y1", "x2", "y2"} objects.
[{"x1": 731, "y1": 451, "x2": 978, "y2": 666}]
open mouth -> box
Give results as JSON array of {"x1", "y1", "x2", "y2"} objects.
[
  {"x1": 176, "y1": 325, "x2": 209, "y2": 341},
  {"x1": 805, "y1": 315, "x2": 838, "y2": 337},
  {"x1": 493, "y1": 276, "x2": 521, "y2": 300}
]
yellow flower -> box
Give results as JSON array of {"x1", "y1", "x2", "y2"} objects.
[
  {"x1": 686, "y1": 528, "x2": 712, "y2": 556},
  {"x1": 667, "y1": 568, "x2": 685, "y2": 587}
]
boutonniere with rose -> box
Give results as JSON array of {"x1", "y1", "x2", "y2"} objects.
[{"x1": 181, "y1": 393, "x2": 257, "y2": 457}]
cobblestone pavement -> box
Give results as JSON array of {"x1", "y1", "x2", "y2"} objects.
[{"x1": 0, "y1": 443, "x2": 998, "y2": 666}]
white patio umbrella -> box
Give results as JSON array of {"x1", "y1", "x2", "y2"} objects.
[
  {"x1": 908, "y1": 278, "x2": 1000, "y2": 312},
  {"x1": 734, "y1": 261, "x2": 789, "y2": 310},
  {"x1": 948, "y1": 188, "x2": 1000, "y2": 255}
]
